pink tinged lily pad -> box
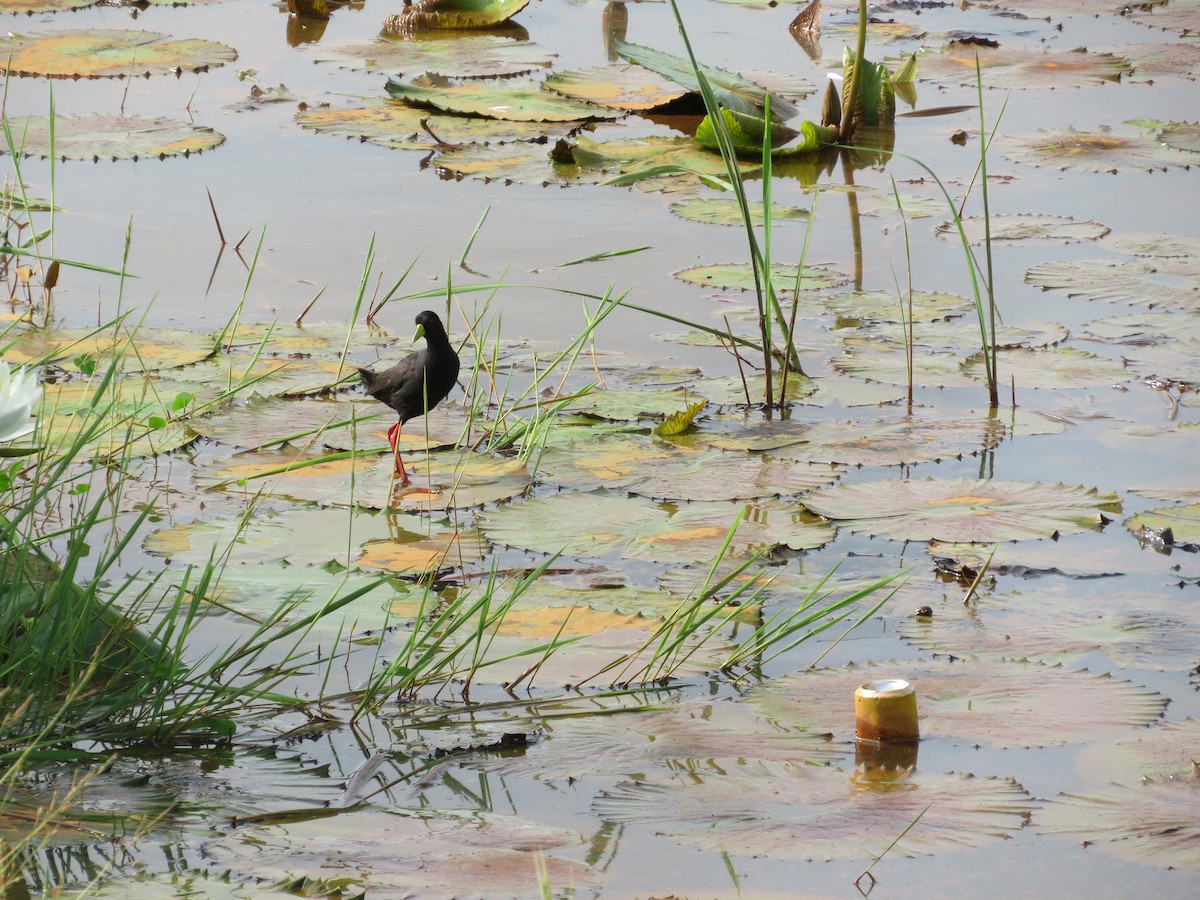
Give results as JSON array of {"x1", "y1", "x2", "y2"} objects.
[
  {"x1": 1025, "y1": 258, "x2": 1200, "y2": 310},
  {"x1": 1077, "y1": 719, "x2": 1200, "y2": 783},
  {"x1": 1159, "y1": 120, "x2": 1200, "y2": 154},
  {"x1": 1129, "y1": 0, "x2": 1200, "y2": 35},
  {"x1": 897, "y1": 586, "x2": 1200, "y2": 671},
  {"x1": 0, "y1": 0, "x2": 94, "y2": 12},
  {"x1": 1114, "y1": 43, "x2": 1200, "y2": 80},
  {"x1": 1002, "y1": 126, "x2": 1193, "y2": 173},
  {"x1": 802, "y1": 477, "x2": 1122, "y2": 542},
  {"x1": 0, "y1": 114, "x2": 223, "y2": 161},
  {"x1": 0, "y1": 29, "x2": 236, "y2": 78},
  {"x1": 1039, "y1": 776, "x2": 1200, "y2": 870},
  {"x1": 593, "y1": 765, "x2": 1035, "y2": 861},
  {"x1": 915, "y1": 44, "x2": 1131, "y2": 88},
  {"x1": 935, "y1": 214, "x2": 1110, "y2": 244},
  {"x1": 753, "y1": 660, "x2": 1166, "y2": 748},
  {"x1": 478, "y1": 492, "x2": 834, "y2": 563}
]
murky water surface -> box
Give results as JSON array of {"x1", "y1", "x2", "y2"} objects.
[{"x1": 4, "y1": 0, "x2": 1200, "y2": 897}]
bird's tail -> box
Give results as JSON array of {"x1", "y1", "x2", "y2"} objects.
[{"x1": 357, "y1": 367, "x2": 377, "y2": 391}]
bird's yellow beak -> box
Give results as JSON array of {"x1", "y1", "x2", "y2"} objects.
[{"x1": 412, "y1": 323, "x2": 426, "y2": 343}]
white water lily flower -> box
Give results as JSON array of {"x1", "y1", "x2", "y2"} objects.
[{"x1": 0, "y1": 360, "x2": 40, "y2": 443}]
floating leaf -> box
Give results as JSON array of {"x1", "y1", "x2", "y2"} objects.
[
  {"x1": 830, "y1": 346, "x2": 979, "y2": 389},
  {"x1": 1159, "y1": 121, "x2": 1200, "y2": 154},
  {"x1": 815, "y1": 289, "x2": 974, "y2": 323},
  {"x1": 1002, "y1": 126, "x2": 1192, "y2": 172},
  {"x1": 479, "y1": 493, "x2": 834, "y2": 563},
  {"x1": 535, "y1": 429, "x2": 843, "y2": 500},
  {"x1": 0, "y1": 29, "x2": 236, "y2": 78},
  {"x1": 1040, "y1": 777, "x2": 1200, "y2": 870},
  {"x1": 309, "y1": 34, "x2": 552, "y2": 79},
  {"x1": 935, "y1": 214, "x2": 1110, "y2": 244},
  {"x1": 913, "y1": 44, "x2": 1130, "y2": 88},
  {"x1": 675, "y1": 262, "x2": 848, "y2": 293},
  {"x1": 434, "y1": 140, "x2": 603, "y2": 185},
  {"x1": 3, "y1": 325, "x2": 215, "y2": 371},
  {"x1": 802, "y1": 477, "x2": 1122, "y2": 541},
  {"x1": 653, "y1": 400, "x2": 706, "y2": 436},
  {"x1": 385, "y1": 75, "x2": 617, "y2": 122},
  {"x1": 1026, "y1": 258, "x2": 1200, "y2": 310},
  {"x1": 564, "y1": 388, "x2": 703, "y2": 421},
  {"x1": 297, "y1": 101, "x2": 580, "y2": 151},
  {"x1": 965, "y1": 347, "x2": 1131, "y2": 390},
  {"x1": 0, "y1": 0, "x2": 95, "y2": 13},
  {"x1": 1115, "y1": 43, "x2": 1200, "y2": 81},
  {"x1": 1125, "y1": 502, "x2": 1200, "y2": 543},
  {"x1": 0, "y1": 114, "x2": 223, "y2": 161},
  {"x1": 594, "y1": 766, "x2": 1034, "y2": 861},
  {"x1": 694, "y1": 108, "x2": 804, "y2": 154},
  {"x1": 1077, "y1": 719, "x2": 1200, "y2": 783},
  {"x1": 1085, "y1": 310, "x2": 1200, "y2": 344},
  {"x1": 753, "y1": 660, "x2": 1166, "y2": 748},
  {"x1": 1129, "y1": 0, "x2": 1200, "y2": 35},
  {"x1": 543, "y1": 63, "x2": 688, "y2": 110},
  {"x1": 384, "y1": 0, "x2": 532, "y2": 31},
  {"x1": 668, "y1": 197, "x2": 809, "y2": 227},
  {"x1": 613, "y1": 38, "x2": 797, "y2": 119},
  {"x1": 704, "y1": 414, "x2": 1007, "y2": 467}
]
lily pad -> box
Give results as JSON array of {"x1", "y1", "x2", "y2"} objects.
[
  {"x1": 0, "y1": 29, "x2": 236, "y2": 78},
  {"x1": 543, "y1": 63, "x2": 688, "y2": 110},
  {"x1": 816, "y1": 289, "x2": 974, "y2": 323},
  {"x1": 310, "y1": 34, "x2": 551, "y2": 79},
  {"x1": 0, "y1": 0, "x2": 95, "y2": 13},
  {"x1": 1128, "y1": 0, "x2": 1200, "y2": 35},
  {"x1": 535, "y1": 429, "x2": 843, "y2": 500},
  {"x1": 675, "y1": 262, "x2": 848, "y2": 294},
  {"x1": 753, "y1": 660, "x2": 1166, "y2": 748},
  {"x1": 668, "y1": 197, "x2": 809, "y2": 227},
  {"x1": 709, "y1": 414, "x2": 1008, "y2": 467},
  {"x1": 594, "y1": 766, "x2": 1034, "y2": 861},
  {"x1": 385, "y1": 0, "x2": 532, "y2": 31},
  {"x1": 0, "y1": 114, "x2": 223, "y2": 161},
  {"x1": 1002, "y1": 126, "x2": 1192, "y2": 173},
  {"x1": 914, "y1": 45, "x2": 1130, "y2": 88},
  {"x1": 563, "y1": 388, "x2": 705, "y2": 421},
  {"x1": 936, "y1": 214, "x2": 1110, "y2": 244},
  {"x1": 385, "y1": 75, "x2": 617, "y2": 122},
  {"x1": 1114, "y1": 43, "x2": 1200, "y2": 81},
  {"x1": 1084, "y1": 310, "x2": 1200, "y2": 344},
  {"x1": 3, "y1": 325, "x2": 215, "y2": 371},
  {"x1": 830, "y1": 346, "x2": 979, "y2": 389},
  {"x1": 478, "y1": 492, "x2": 834, "y2": 563},
  {"x1": 1077, "y1": 719, "x2": 1200, "y2": 783},
  {"x1": 802, "y1": 477, "x2": 1123, "y2": 542},
  {"x1": 1025, "y1": 258, "x2": 1200, "y2": 310},
  {"x1": 434, "y1": 140, "x2": 605, "y2": 185},
  {"x1": 297, "y1": 101, "x2": 581, "y2": 151},
  {"x1": 965, "y1": 347, "x2": 1131, "y2": 390},
  {"x1": 1040, "y1": 776, "x2": 1200, "y2": 870},
  {"x1": 1125, "y1": 502, "x2": 1200, "y2": 543}
]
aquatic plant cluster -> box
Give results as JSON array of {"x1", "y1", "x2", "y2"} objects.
[{"x1": 1, "y1": 0, "x2": 1199, "y2": 896}]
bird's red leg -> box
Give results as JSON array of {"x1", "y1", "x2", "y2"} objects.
[{"x1": 387, "y1": 422, "x2": 410, "y2": 485}]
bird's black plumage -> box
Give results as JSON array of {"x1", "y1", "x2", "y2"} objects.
[{"x1": 358, "y1": 310, "x2": 460, "y2": 426}]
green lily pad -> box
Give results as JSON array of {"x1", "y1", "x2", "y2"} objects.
[
  {"x1": 0, "y1": 29, "x2": 236, "y2": 78},
  {"x1": 0, "y1": 114, "x2": 223, "y2": 161},
  {"x1": 846, "y1": 320, "x2": 1069, "y2": 352},
  {"x1": 1025, "y1": 258, "x2": 1200, "y2": 310},
  {"x1": 543, "y1": 63, "x2": 688, "y2": 110},
  {"x1": 563, "y1": 388, "x2": 705, "y2": 421},
  {"x1": 802, "y1": 477, "x2": 1123, "y2": 541},
  {"x1": 816, "y1": 289, "x2": 974, "y2": 323},
  {"x1": 675, "y1": 262, "x2": 848, "y2": 294},
  {"x1": 384, "y1": 0, "x2": 532, "y2": 31},
  {"x1": 297, "y1": 101, "x2": 581, "y2": 151},
  {"x1": 936, "y1": 214, "x2": 1111, "y2": 244},
  {"x1": 1084, "y1": 310, "x2": 1200, "y2": 344},
  {"x1": 858, "y1": 192, "x2": 944, "y2": 219},
  {"x1": 189, "y1": 397, "x2": 387, "y2": 449},
  {"x1": 535, "y1": 429, "x2": 843, "y2": 500},
  {"x1": 1002, "y1": 126, "x2": 1192, "y2": 173},
  {"x1": 434, "y1": 139, "x2": 605, "y2": 185},
  {"x1": 915, "y1": 44, "x2": 1130, "y2": 88},
  {"x1": 594, "y1": 767, "x2": 1034, "y2": 861},
  {"x1": 0, "y1": 0, "x2": 95, "y2": 13},
  {"x1": 668, "y1": 197, "x2": 809, "y2": 227},
  {"x1": 478, "y1": 493, "x2": 834, "y2": 563},
  {"x1": 2, "y1": 325, "x2": 215, "y2": 371},
  {"x1": 830, "y1": 346, "x2": 979, "y2": 389},
  {"x1": 385, "y1": 75, "x2": 617, "y2": 122},
  {"x1": 1125, "y1": 502, "x2": 1200, "y2": 542},
  {"x1": 753, "y1": 660, "x2": 1166, "y2": 748},
  {"x1": 309, "y1": 34, "x2": 552, "y2": 79}
]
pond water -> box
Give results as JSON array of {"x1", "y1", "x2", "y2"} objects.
[{"x1": 3, "y1": 0, "x2": 1200, "y2": 897}]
